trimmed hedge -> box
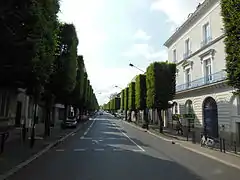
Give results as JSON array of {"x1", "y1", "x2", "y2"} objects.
[
  {"x1": 124, "y1": 87, "x2": 129, "y2": 110},
  {"x1": 146, "y1": 62, "x2": 176, "y2": 110},
  {"x1": 121, "y1": 89, "x2": 125, "y2": 110},
  {"x1": 221, "y1": 0, "x2": 240, "y2": 93},
  {"x1": 115, "y1": 97, "x2": 121, "y2": 110},
  {"x1": 128, "y1": 82, "x2": 136, "y2": 110},
  {"x1": 135, "y1": 74, "x2": 146, "y2": 110}
]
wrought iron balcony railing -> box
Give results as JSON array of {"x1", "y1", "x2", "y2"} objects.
[{"x1": 176, "y1": 70, "x2": 227, "y2": 92}]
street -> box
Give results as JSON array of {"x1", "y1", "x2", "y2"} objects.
[{"x1": 7, "y1": 113, "x2": 240, "y2": 180}]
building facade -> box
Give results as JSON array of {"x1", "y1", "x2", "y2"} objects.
[{"x1": 164, "y1": 0, "x2": 240, "y2": 143}]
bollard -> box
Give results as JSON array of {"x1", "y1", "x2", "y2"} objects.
[
  {"x1": 234, "y1": 141, "x2": 237, "y2": 154},
  {"x1": 186, "y1": 131, "x2": 189, "y2": 141},
  {"x1": 223, "y1": 138, "x2": 226, "y2": 153},
  {"x1": 1, "y1": 133, "x2": 5, "y2": 153},
  {"x1": 192, "y1": 131, "x2": 196, "y2": 144},
  {"x1": 220, "y1": 138, "x2": 222, "y2": 152}
]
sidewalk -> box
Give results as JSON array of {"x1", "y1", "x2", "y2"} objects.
[
  {"x1": 0, "y1": 121, "x2": 84, "y2": 176},
  {"x1": 124, "y1": 121, "x2": 240, "y2": 170}
]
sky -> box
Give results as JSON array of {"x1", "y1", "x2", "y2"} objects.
[{"x1": 58, "y1": 0, "x2": 204, "y2": 105}]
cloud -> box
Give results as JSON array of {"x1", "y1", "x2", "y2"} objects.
[
  {"x1": 150, "y1": 0, "x2": 204, "y2": 25},
  {"x1": 85, "y1": 61, "x2": 140, "y2": 104},
  {"x1": 134, "y1": 29, "x2": 151, "y2": 41},
  {"x1": 122, "y1": 43, "x2": 167, "y2": 61}
]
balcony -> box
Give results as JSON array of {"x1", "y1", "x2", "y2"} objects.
[
  {"x1": 201, "y1": 36, "x2": 212, "y2": 47},
  {"x1": 176, "y1": 70, "x2": 227, "y2": 92},
  {"x1": 183, "y1": 50, "x2": 192, "y2": 60}
]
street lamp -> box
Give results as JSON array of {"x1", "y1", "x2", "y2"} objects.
[
  {"x1": 129, "y1": 63, "x2": 145, "y2": 73},
  {"x1": 115, "y1": 85, "x2": 123, "y2": 90}
]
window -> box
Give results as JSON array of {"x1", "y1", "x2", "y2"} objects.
[
  {"x1": 185, "y1": 100, "x2": 193, "y2": 114},
  {"x1": 176, "y1": 69, "x2": 179, "y2": 85},
  {"x1": 185, "y1": 39, "x2": 190, "y2": 56},
  {"x1": 173, "y1": 49, "x2": 177, "y2": 63},
  {"x1": 204, "y1": 59, "x2": 212, "y2": 82},
  {"x1": 174, "y1": 103, "x2": 178, "y2": 114},
  {"x1": 202, "y1": 23, "x2": 211, "y2": 45},
  {"x1": 185, "y1": 68, "x2": 191, "y2": 87}
]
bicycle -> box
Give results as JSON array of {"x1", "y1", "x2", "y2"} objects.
[{"x1": 200, "y1": 134, "x2": 215, "y2": 148}]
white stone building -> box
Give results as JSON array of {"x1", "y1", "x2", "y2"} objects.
[{"x1": 164, "y1": 0, "x2": 240, "y2": 143}]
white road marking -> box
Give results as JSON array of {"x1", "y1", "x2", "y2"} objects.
[
  {"x1": 74, "y1": 149, "x2": 86, "y2": 152},
  {"x1": 82, "y1": 119, "x2": 96, "y2": 136},
  {"x1": 92, "y1": 140, "x2": 99, "y2": 144},
  {"x1": 123, "y1": 121, "x2": 240, "y2": 170},
  {"x1": 71, "y1": 133, "x2": 76, "y2": 136},
  {"x1": 55, "y1": 149, "x2": 65, "y2": 152},
  {"x1": 80, "y1": 137, "x2": 92, "y2": 140},
  {"x1": 112, "y1": 123, "x2": 145, "y2": 152},
  {"x1": 113, "y1": 149, "x2": 123, "y2": 151},
  {"x1": 94, "y1": 149, "x2": 104, "y2": 151},
  {"x1": 132, "y1": 149, "x2": 144, "y2": 152}
]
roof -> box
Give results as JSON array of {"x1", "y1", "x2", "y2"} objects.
[{"x1": 163, "y1": 0, "x2": 218, "y2": 47}]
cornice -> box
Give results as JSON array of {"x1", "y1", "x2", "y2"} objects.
[{"x1": 164, "y1": 0, "x2": 219, "y2": 47}]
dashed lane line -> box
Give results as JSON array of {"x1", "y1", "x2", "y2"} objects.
[
  {"x1": 94, "y1": 149, "x2": 105, "y2": 151},
  {"x1": 112, "y1": 122, "x2": 145, "y2": 152},
  {"x1": 55, "y1": 149, "x2": 65, "y2": 152},
  {"x1": 73, "y1": 149, "x2": 87, "y2": 152}
]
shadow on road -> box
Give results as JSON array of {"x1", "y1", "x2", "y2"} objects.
[{"x1": 8, "y1": 143, "x2": 203, "y2": 180}]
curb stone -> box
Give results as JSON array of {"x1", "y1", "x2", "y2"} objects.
[
  {"x1": 122, "y1": 120, "x2": 240, "y2": 170},
  {"x1": 0, "y1": 121, "x2": 88, "y2": 180}
]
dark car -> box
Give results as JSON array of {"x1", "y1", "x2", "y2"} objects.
[{"x1": 61, "y1": 116, "x2": 77, "y2": 129}]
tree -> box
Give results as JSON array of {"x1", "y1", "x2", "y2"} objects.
[
  {"x1": 128, "y1": 82, "x2": 136, "y2": 111},
  {"x1": 71, "y1": 56, "x2": 85, "y2": 108},
  {"x1": 0, "y1": 0, "x2": 61, "y2": 145},
  {"x1": 114, "y1": 97, "x2": 121, "y2": 111},
  {"x1": 51, "y1": 23, "x2": 78, "y2": 121},
  {"x1": 221, "y1": 0, "x2": 240, "y2": 93},
  {"x1": 124, "y1": 87, "x2": 129, "y2": 121},
  {"x1": 0, "y1": 0, "x2": 60, "y2": 92},
  {"x1": 120, "y1": 89, "x2": 125, "y2": 111},
  {"x1": 135, "y1": 74, "x2": 147, "y2": 125},
  {"x1": 146, "y1": 62, "x2": 176, "y2": 133}
]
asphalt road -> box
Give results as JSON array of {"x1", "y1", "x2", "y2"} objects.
[{"x1": 7, "y1": 113, "x2": 240, "y2": 180}]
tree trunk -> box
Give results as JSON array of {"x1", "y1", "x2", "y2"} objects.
[
  {"x1": 30, "y1": 101, "x2": 37, "y2": 148},
  {"x1": 125, "y1": 110, "x2": 127, "y2": 121},
  {"x1": 143, "y1": 109, "x2": 149, "y2": 129},
  {"x1": 64, "y1": 104, "x2": 68, "y2": 122},
  {"x1": 157, "y1": 108, "x2": 163, "y2": 133},
  {"x1": 44, "y1": 107, "x2": 51, "y2": 137}
]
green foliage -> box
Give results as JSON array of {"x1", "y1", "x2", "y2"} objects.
[
  {"x1": 146, "y1": 63, "x2": 155, "y2": 108},
  {"x1": 221, "y1": 0, "x2": 240, "y2": 93},
  {"x1": 0, "y1": 0, "x2": 60, "y2": 94},
  {"x1": 71, "y1": 55, "x2": 85, "y2": 106},
  {"x1": 110, "y1": 98, "x2": 114, "y2": 110},
  {"x1": 124, "y1": 87, "x2": 129, "y2": 110},
  {"x1": 120, "y1": 90, "x2": 125, "y2": 110},
  {"x1": 146, "y1": 62, "x2": 176, "y2": 110},
  {"x1": 115, "y1": 97, "x2": 121, "y2": 110},
  {"x1": 128, "y1": 82, "x2": 136, "y2": 110},
  {"x1": 135, "y1": 74, "x2": 146, "y2": 110},
  {"x1": 51, "y1": 23, "x2": 78, "y2": 104}
]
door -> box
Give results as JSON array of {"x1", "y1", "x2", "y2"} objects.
[
  {"x1": 203, "y1": 97, "x2": 218, "y2": 138},
  {"x1": 15, "y1": 101, "x2": 22, "y2": 127}
]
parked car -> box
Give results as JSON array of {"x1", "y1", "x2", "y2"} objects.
[{"x1": 61, "y1": 116, "x2": 77, "y2": 129}]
